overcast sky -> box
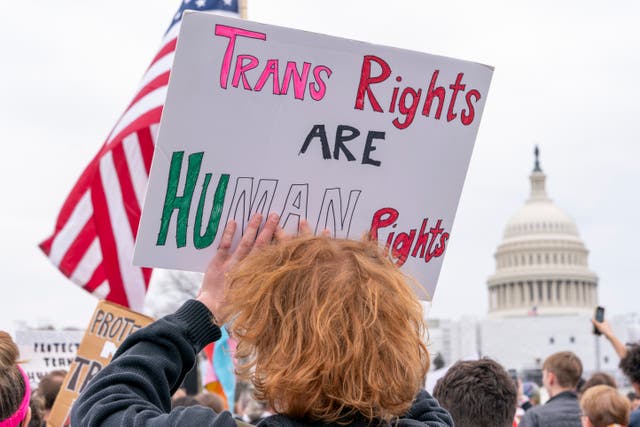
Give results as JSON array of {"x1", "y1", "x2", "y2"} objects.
[{"x1": 2, "y1": 0, "x2": 638, "y2": 331}]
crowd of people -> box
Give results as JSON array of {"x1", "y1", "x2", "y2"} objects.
[
  {"x1": 430, "y1": 347, "x2": 635, "y2": 427},
  {"x1": 0, "y1": 214, "x2": 639, "y2": 426}
]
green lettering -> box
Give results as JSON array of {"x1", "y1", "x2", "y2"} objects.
[
  {"x1": 193, "y1": 173, "x2": 230, "y2": 249},
  {"x1": 156, "y1": 151, "x2": 203, "y2": 247}
]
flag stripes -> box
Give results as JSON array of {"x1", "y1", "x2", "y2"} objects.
[{"x1": 41, "y1": 2, "x2": 240, "y2": 310}]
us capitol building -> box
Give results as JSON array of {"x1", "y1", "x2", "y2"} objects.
[
  {"x1": 487, "y1": 148, "x2": 597, "y2": 317},
  {"x1": 427, "y1": 148, "x2": 639, "y2": 382}
]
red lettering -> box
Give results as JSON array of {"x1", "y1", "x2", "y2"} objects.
[
  {"x1": 391, "y1": 230, "x2": 416, "y2": 267},
  {"x1": 447, "y1": 73, "x2": 466, "y2": 122},
  {"x1": 425, "y1": 220, "x2": 444, "y2": 262},
  {"x1": 410, "y1": 219, "x2": 431, "y2": 258},
  {"x1": 461, "y1": 89, "x2": 480, "y2": 126},
  {"x1": 369, "y1": 207, "x2": 398, "y2": 241},
  {"x1": 433, "y1": 232, "x2": 449, "y2": 257},
  {"x1": 370, "y1": 210, "x2": 450, "y2": 265},
  {"x1": 389, "y1": 76, "x2": 402, "y2": 113},
  {"x1": 354, "y1": 55, "x2": 392, "y2": 112},
  {"x1": 392, "y1": 87, "x2": 422, "y2": 130},
  {"x1": 422, "y1": 70, "x2": 445, "y2": 119}
]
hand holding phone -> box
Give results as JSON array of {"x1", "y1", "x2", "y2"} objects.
[{"x1": 593, "y1": 306, "x2": 605, "y2": 335}]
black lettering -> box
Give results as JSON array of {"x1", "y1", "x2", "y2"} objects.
[
  {"x1": 333, "y1": 125, "x2": 359, "y2": 161},
  {"x1": 300, "y1": 125, "x2": 331, "y2": 159},
  {"x1": 108, "y1": 317, "x2": 123, "y2": 339},
  {"x1": 362, "y1": 131, "x2": 384, "y2": 167},
  {"x1": 119, "y1": 318, "x2": 136, "y2": 341},
  {"x1": 98, "y1": 312, "x2": 114, "y2": 337},
  {"x1": 66, "y1": 357, "x2": 91, "y2": 392},
  {"x1": 79, "y1": 361, "x2": 103, "y2": 394},
  {"x1": 91, "y1": 309, "x2": 105, "y2": 334}
]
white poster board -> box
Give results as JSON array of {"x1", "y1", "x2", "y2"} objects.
[
  {"x1": 134, "y1": 12, "x2": 493, "y2": 300},
  {"x1": 15, "y1": 330, "x2": 84, "y2": 386}
]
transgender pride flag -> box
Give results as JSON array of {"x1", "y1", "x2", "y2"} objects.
[{"x1": 203, "y1": 328, "x2": 237, "y2": 409}]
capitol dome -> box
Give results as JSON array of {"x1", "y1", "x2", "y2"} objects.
[{"x1": 487, "y1": 148, "x2": 598, "y2": 317}]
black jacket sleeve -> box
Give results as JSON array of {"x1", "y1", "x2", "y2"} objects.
[
  {"x1": 70, "y1": 299, "x2": 236, "y2": 427},
  {"x1": 402, "y1": 390, "x2": 454, "y2": 427}
]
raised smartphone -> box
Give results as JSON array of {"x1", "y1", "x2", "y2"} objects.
[{"x1": 593, "y1": 306, "x2": 605, "y2": 335}]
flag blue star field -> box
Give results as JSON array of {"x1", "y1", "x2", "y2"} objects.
[{"x1": 40, "y1": 1, "x2": 241, "y2": 310}]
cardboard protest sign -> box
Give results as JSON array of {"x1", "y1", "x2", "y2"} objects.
[
  {"x1": 134, "y1": 12, "x2": 493, "y2": 300},
  {"x1": 15, "y1": 330, "x2": 84, "y2": 386},
  {"x1": 47, "y1": 301, "x2": 153, "y2": 427}
]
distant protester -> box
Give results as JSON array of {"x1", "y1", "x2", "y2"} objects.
[
  {"x1": 195, "y1": 392, "x2": 224, "y2": 413},
  {"x1": 171, "y1": 395, "x2": 199, "y2": 409},
  {"x1": 433, "y1": 358, "x2": 517, "y2": 427},
  {"x1": 70, "y1": 214, "x2": 453, "y2": 426},
  {"x1": 627, "y1": 392, "x2": 640, "y2": 412},
  {"x1": 593, "y1": 318, "x2": 640, "y2": 427},
  {"x1": 244, "y1": 398, "x2": 273, "y2": 425},
  {"x1": 522, "y1": 381, "x2": 541, "y2": 407},
  {"x1": 579, "y1": 372, "x2": 618, "y2": 395},
  {"x1": 26, "y1": 395, "x2": 43, "y2": 427},
  {"x1": 0, "y1": 331, "x2": 31, "y2": 427},
  {"x1": 580, "y1": 385, "x2": 630, "y2": 427},
  {"x1": 232, "y1": 382, "x2": 273, "y2": 423},
  {"x1": 36, "y1": 369, "x2": 66, "y2": 422},
  {"x1": 519, "y1": 351, "x2": 583, "y2": 427}
]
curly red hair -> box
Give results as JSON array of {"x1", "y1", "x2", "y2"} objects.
[{"x1": 222, "y1": 236, "x2": 429, "y2": 423}]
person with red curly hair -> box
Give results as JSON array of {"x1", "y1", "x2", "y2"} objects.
[{"x1": 71, "y1": 213, "x2": 453, "y2": 427}]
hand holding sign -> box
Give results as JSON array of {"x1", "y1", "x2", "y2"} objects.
[{"x1": 197, "y1": 212, "x2": 280, "y2": 321}]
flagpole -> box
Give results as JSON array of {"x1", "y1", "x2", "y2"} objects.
[{"x1": 239, "y1": 0, "x2": 247, "y2": 19}]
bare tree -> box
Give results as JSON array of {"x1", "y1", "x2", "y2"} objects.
[{"x1": 144, "y1": 269, "x2": 203, "y2": 318}]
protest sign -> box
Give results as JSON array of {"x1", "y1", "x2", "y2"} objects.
[
  {"x1": 47, "y1": 301, "x2": 153, "y2": 427},
  {"x1": 15, "y1": 330, "x2": 84, "y2": 386},
  {"x1": 134, "y1": 12, "x2": 494, "y2": 300}
]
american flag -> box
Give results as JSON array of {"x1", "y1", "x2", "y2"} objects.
[{"x1": 39, "y1": 0, "x2": 243, "y2": 311}]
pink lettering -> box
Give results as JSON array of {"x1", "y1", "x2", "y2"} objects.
[
  {"x1": 254, "y1": 59, "x2": 281, "y2": 94},
  {"x1": 214, "y1": 25, "x2": 332, "y2": 101},
  {"x1": 282, "y1": 61, "x2": 312, "y2": 100},
  {"x1": 309, "y1": 65, "x2": 332, "y2": 101},
  {"x1": 232, "y1": 55, "x2": 259, "y2": 89},
  {"x1": 214, "y1": 24, "x2": 266, "y2": 89}
]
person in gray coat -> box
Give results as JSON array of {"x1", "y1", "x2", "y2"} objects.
[{"x1": 519, "y1": 351, "x2": 583, "y2": 427}]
